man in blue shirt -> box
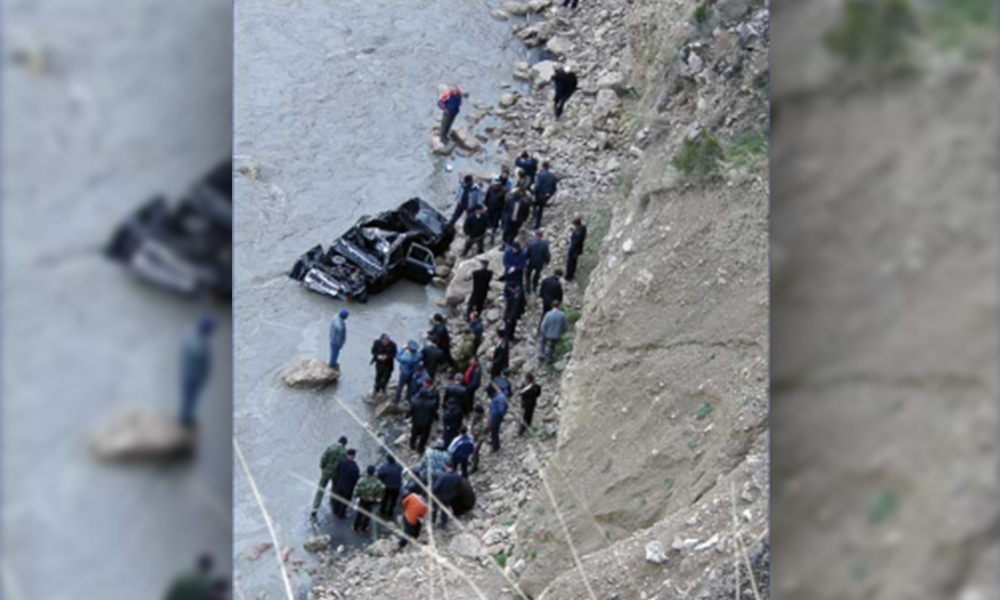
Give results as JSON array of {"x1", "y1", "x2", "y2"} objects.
[
  {"x1": 488, "y1": 383, "x2": 509, "y2": 453},
  {"x1": 180, "y1": 317, "x2": 215, "y2": 428},
  {"x1": 438, "y1": 86, "x2": 463, "y2": 144},
  {"x1": 329, "y1": 309, "x2": 349, "y2": 369}
]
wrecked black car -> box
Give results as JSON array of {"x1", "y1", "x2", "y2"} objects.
[
  {"x1": 105, "y1": 160, "x2": 232, "y2": 300},
  {"x1": 289, "y1": 198, "x2": 454, "y2": 303}
]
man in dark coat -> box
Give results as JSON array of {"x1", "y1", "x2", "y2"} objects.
[
  {"x1": 467, "y1": 311, "x2": 485, "y2": 354},
  {"x1": 524, "y1": 230, "x2": 552, "y2": 295},
  {"x1": 503, "y1": 241, "x2": 528, "y2": 289},
  {"x1": 490, "y1": 333, "x2": 510, "y2": 378},
  {"x1": 565, "y1": 217, "x2": 588, "y2": 281},
  {"x1": 531, "y1": 162, "x2": 558, "y2": 229},
  {"x1": 502, "y1": 189, "x2": 531, "y2": 246},
  {"x1": 441, "y1": 397, "x2": 464, "y2": 447},
  {"x1": 428, "y1": 314, "x2": 457, "y2": 370},
  {"x1": 461, "y1": 355, "x2": 483, "y2": 415},
  {"x1": 370, "y1": 334, "x2": 397, "y2": 395},
  {"x1": 421, "y1": 338, "x2": 445, "y2": 379},
  {"x1": 376, "y1": 454, "x2": 404, "y2": 519},
  {"x1": 553, "y1": 66, "x2": 579, "y2": 119},
  {"x1": 462, "y1": 204, "x2": 489, "y2": 257},
  {"x1": 430, "y1": 461, "x2": 464, "y2": 528},
  {"x1": 503, "y1": 281, "x2": 527, "y2": 342},
  {"x1": 483, "y1": 176, "x2": 508, "y2": 243},
  {"x1": 408, "y1": 378, "x2": 440, "y2": 454},
  {"x1": 467, "y1": 259, "x2": 493, "y2": 318},
  {"x1": 331, "y1": 449, "x2": 360, "y2": 519},
  {"x1": 515, "y1": 151, "x2": 539, "y2": 184},
  {"x1": 539, "y1": 269, "x2": 564, "y2": 316},
  {"x1": 518, "y1": 372, "x2": 542, "y2": 435}
]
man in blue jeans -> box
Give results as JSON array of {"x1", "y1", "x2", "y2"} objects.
[
  {"x1": 329, "y1": 309, "x2": 349, "y2": 369},
  {"x1": 180, "y1": 317, "x2": 215, "y2": 428},
  {"x1": 393, "y1": 340, "x2": 422, "y2": 404},
  {"x1": 438, "y1": 86, "x2": 463, "y2": 144}
]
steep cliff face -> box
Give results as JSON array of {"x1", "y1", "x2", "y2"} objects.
[{"x1": 517, "y1": 0, "x2": 769, "y2": 595}]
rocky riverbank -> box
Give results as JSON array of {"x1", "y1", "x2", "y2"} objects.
[{"x1": 305, "y1": 0, "x2": 769, "y2": 597}]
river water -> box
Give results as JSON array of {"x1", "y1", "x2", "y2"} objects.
[{"x1": 233, "y1": 0, "x2": 528, "y2": 596}]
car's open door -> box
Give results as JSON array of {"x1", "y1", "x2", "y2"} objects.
[{"x1": 400, "y1": 242, "x2": 436, "y2": 284}]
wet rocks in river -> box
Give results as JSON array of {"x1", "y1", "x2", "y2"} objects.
[
  {"x1": 544, "y1": 35, "x2": 572, "y2": 58},
  {"x1": 530, "y1": 60, "x2": 560, "y2": 87},
  {"x1": 513, "y1": 61, "x2": 531, "y2": 81},
  {"x1": 501, "y1": 1, "x2": 530, "y2": 16},
  {"x1": 375, "y1": 400, "x2": 406, "y2": 418},
  {"x1": 281, "y1": 359, "x2": 340, "y2": 388},
  {"x1": 91, "y1": 409, "x2": 194, "y2": 462},
  {"x1": 430, "y1": 136, "x2": 453, "y2": 156},
  {"x1": 304, "y1": 534, "x2": 332, "y2": 553},
  {"x1": 499, "y1": 92, "x2": 519, "y2": 108},
  {"x1": 450, "y1": 126, "x2": 482, "y2": 152},
  {"x1": 245, "y1": 542, "x2": 273, "y2": 561}
]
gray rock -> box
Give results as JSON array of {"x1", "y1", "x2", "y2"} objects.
[
  {"x1": 490, "y1": 9, "x2": 510, "y2": 20},
  {"x1": 482, "y1": 527, "x2": 507, "y2": 545},
  {"x1": 645, "y1": 541, "x2": 667, "y2": 564},
  {"x1": 530, "y1": 60, "x2": 561, "y2": 87},
  {"x1": 513, "y1": 61, "x2": 532, "y2": 81},
  {"x1": 545, "y1": 35, "x2": 572, "y2": 58},
  {"x1": 499, "y1": 92, "x2": 519, "y2": 108},
  {"x1": 501, "y1": 1, "x2": 530, "y2": 15},
  {"x1": 91, "y1": 409, "x2": 195, "y2": 461},
  {"x1": 376, "y1": 401, "x2": 406, "y2": 418},
  {"x1": 593, "y1": 89, "x2": 622, "y2": 119},
  {"x1": 444, "y1": 249, "x2": 504, "y2": 306},
  {"x1": 527, "y1": 0, "x2": 553, "y2": 12},
  {"x1": 596, "y1": 71, "x2": 626, "y2": 93},
  {"x1": 512, "y1": 558, "x2": 527, "y2": 575},
  {"x1": 245, "y1": 542, "x2": 273, "y2": 561},
  {"x1": 304, "y1": 535, "x2": 332, "y2": 553},
  {"x1": 450, "y1": 126, "x2": 482, "y2": 152},
  {"x1": 430, "y1": 136, "x2": 453, "y2": 156},
  {"x1": 281, "y1": 359, "x2": 340, "y2": 388},
  {"x1": 448, "y1": 533, "x2": 488, "y2": 559}
]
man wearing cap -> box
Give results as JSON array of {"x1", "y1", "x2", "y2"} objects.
[
  {"x1": 370, "y1": 334, "x2": 397, "y2": 396},
  {"x1": 180, "y1": 316, "x2": 215, "y2": 428},
  {"x1": 394, "y1": 340, "x2": 422, "y2": 404},
  {"x1": 467, "y1": 260, "x2": 493, "y2": 318},
  {"x1": 312, "y1": 436, "x2": 349, "y2": 518},
  {"x1": 552, "y1": 65, "x2": 579, "y2": 119},
  {"x1": 329, "y1": 309, "x2": 349, "y2": 370},
  {"x1": 332, "y1": 448, "x2": 360, "y2": 519}
]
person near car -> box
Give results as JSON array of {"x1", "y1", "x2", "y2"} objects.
[
  {"x1": 467, "y1": 259, "x2": 493, "y2": 318},
  {"x1": 448, "y1": 174, "x2": 483, "y2": 229},
  {"x1": 462, "y1": 204, "x2": 489, "y2": 257},
  {"x1": 370, "y1": 334, "x2": 397, "y2": 396},
  {"x1": 328, "y1": 309, "x2": 349, "y2": 369},
  {"x1": 180, "y1": 316, "x2": 214, "y2": 429}
]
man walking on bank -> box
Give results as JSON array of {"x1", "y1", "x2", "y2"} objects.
[
  {"x1": 328, "y1": 309, "x2": 349, "y2": 370},
  {"x1": 311, "y1": 435, "x2": 348, "y2": 519},
  {"x1": 565, "y1": 218, "x2": 588, "y2": 282}
]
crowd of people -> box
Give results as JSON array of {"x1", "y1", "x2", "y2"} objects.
[{"x1": 312, "y1": 149, "x2": 589, "y2": 550}]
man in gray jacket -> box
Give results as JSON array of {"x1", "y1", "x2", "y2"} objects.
[{"x1": 538, "y1": 301, "x2": 568, "y2": 364}]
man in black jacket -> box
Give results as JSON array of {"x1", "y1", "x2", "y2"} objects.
[
  {"x1": 467, "y1": 259, "x2": 493, "y2": 317},
  {"x1": 518, "y1": 373, "x2": 542, "y2": 435},
  {"x1": 490, "y1": 332, "x2": 510, "y2": 379},
  {"x1": 462, "y1": 205, "x2": 489, "y2": 257},
  {"x1": 502, "y1": 188, "x2": 531, "y2": 246},
  {"x1": 441, "y1": 397, "x2": 464, "y2": 447},
  {"x1": 421, "y1": 338, "x2": 445, "y2": 378},
  {"x1": 539, "y1": 269, "x2": 564, "y2": 317},
  {"x1": 331, "y1": 449, "x2": 360, "y2": 519},
  {"x1": 409, "y1": 379, "x2": 440, "y2": 454},
  {"x1": 565, "y1": 218, "x2": 588, "y2": 281},
  {"x1": 553, "y1": 66, "x2": 578, "y2": 119},
  {"x1": 525, "y1": 230, "x2": 551, "y2": 295},
  {"x1": 483, "y1": 176, "x2": 508, "y2": 244},
  {"x1": 430, "y1": 461, "x2": 464, "y2": 528},
  {"x1": 531, "y1": 162, "x2": 558, "y2": 229},
  {"x1": 369, "y1": 334, "x2": 397, "y2": 395},
  {"x1": 503, "y1": 282, "x2": 527, "y2": 342},
  {"x1": 376, "y1": 454, "x2": 404, "y2": 519},
  {"x1": 428, "y1": 314, "x2": 457, "y2": 371}
]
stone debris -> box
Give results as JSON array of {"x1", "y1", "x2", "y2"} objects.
[
  {"x1": 281, "y1": 359, "x2": 340, "y2": 388},
  {"x1": 645, "y1": 541, "x2": 667, "y2": 564},
  {"x1": 91, "y1": 409, "x2": 194, "y2": 462},
  {"x1": 245, "y1": 543, "x2": 273, "y2": 561}
]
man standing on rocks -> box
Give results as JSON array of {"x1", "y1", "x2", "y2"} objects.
[
  {"x1": 565, "y1": 217, "x2": 588, "y2": 281},
  {"x1": 503, "y1": 241, "x2": 528, "y2": 289},
  {"x1": 393, "y1": 340, "x2": 422, "y2": 404},
  {"x1": 462, "y1": 204, "x2": 489, "y2": 257},
  {"x1": 525, "y1": 230, "x2": 552, "y2": 295},
  {"x1": 467, "y1": 260, "x2": 493, "y2": 318},
  {"x1": 328, "y1": 309, "x2": 349, "y2": 370},
  {"x1": 444, "y1": 373, "x2": 468, "y2": 416},
  {"x1": 448, "y1": 425, "x2": 475, "y2": 477},
  {"x1": 352, "y1": 465, "x2": 386, "y2": 534},
  {"x1": 428, "y1": 313, "x2": 457, "y2": 370},
  {"x1": 377, "y1": 454, "x2": 404, "y2": 520},
  {"x1": 180, "y1": 316, "x2": 215, "y2": 429},
  {"x1": 437, "y1": 85, "x2": 463, "y2": 144},
  {"x1": 540, "y1": 269, "x2": 565, "y2": 318},
  {"x1": 311, "y1": 435, "x2": 348, "y2": 519},
  {"x1": 398, "y1": 486, "x2": 428, "y2": 549},
  {"x1": 515, "y1": 151, "x2": 539, "y2": 184},
  {"x1": 467, "y1": 311, "x2": 485, "y2": 354},
  {"x1": 461, "y1": 355, "x2": 483, "y2": 414},
  {"x1": 408, "y1": 378, "x2": 440, "y2": 454},
  {"x1": 431, "y1": 461, "x2": 464, "y2": 528},
  {"x1": 442, "y1": 395, "x2": 464, "y2": 448},
  {"x1": 484, "y1": 175, "x2": 508, "y2": 244},
  {"x1": 502, "y1": 188, "x2": 531, "y2": 246},
  {"x1": 539, "y1": 301, "x2": 569, "y2": 364},
  {"x1": 331, "y1": 449, "x2": 360, "y2": 519},
  {"x1": 503, "y1": 280, "x2": 527, "y2": 342},
  {"x1": 489, "y1": 332, "x2": 510, "y2": 378},
  {"x1": 420, "y1": 337, "x2": 445, "y2": 379},
  {"x1": 370, "y1": 334, "x2": 397, "y2": 396},
  {"x1": 469, "y1": 405, "x2": 488, "y2": 473},
  {"x1": 553, "y1": 65, "x2": 579, "y2": 119},
  {"x1": 518, "y1": 372, "x2": 542, "y2": 436},
  {"x1": 448, "y1": 174, "x2": 483, "y2": 229},
  {"x1": 488, "y1": 382, "x2": 509, "y2": 453},
  {"x1": 417, "y1": 440, "x2": 451, "y2": 485},
  {"x1": 532, "y1": 162, "x2": 558, "y2": 229}
]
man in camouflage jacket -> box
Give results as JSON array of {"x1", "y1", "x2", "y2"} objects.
[{"x1": 353, "y1": 465, "x2": 386, "y2": 534}]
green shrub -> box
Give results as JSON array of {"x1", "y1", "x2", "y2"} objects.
[
  {"x1": 672, "y1": 131, "x2": 723, "y2": 180},
  {"x1": 926, "y1": 0, "x2": 996, "y2": 49},
  {"x1": 693, "y1": 3, "x2": 711, "y2": 24},
  {"x1": 495, "y1": 552, "x2": 508, "y2": 568},
  {"x1": 696, "y1": 401, "x2": 713, "y2": 420},
  {"x1": 564, "y1": 306, "x2": 583, "y2": 325},
  {"x1": 823, "y1": 0, "x2": 918, "y2": 65},
  {"x1": 726, "y1": 129, "x2": 768, "y2": 170}
]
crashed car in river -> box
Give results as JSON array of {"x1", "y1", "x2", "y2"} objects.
[
  {"x1": 105, "y1": 160, "x2": 232, "y2": 300},
  {"x1": 289, "y1": 198, "x2": 454, "y2": 303}
]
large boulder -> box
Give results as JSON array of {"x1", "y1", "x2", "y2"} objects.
[
  {"x1": 443, "y1": 249, "x2": 504, "y2": 307},
  {"x1": 515, "y1": 22, "x2": 555, "y2": 47},
  {"x1": 593, "y1": 88, "x2": 622, "y2": 119},
  {"x1": 450, "y1": 127, "x2": 482, "y2": 152},
  {"x1": 513, "y1": 61, "x2": 532, "y2": 81},
  {"x1": 530, "y1": 60, "x2": 561, "y2": 87},
  {"x1": 596, "y1": 71, "x2": 626, "y2": 94},
  {"x1": 303, "y1": 535, "x2": 331, "y2": 553},
  {"x1": 281, "y1": 359, "x2": 340, "y2": 388},
  {"x1": 501, "y1": 1, "x2": 530, "y2": 15},
  {"x1": 544, "y1": 35, "x2": 572, "y2": 58},
  {"x1": 527, "y1": 0, "x2": 553, "y2": 12},
  {"x1": 448, "y1": 533, "x2": 488, "y2": 559},
  {"x1": 91, "y1": 409, "x2": 195, "y2": 462},
  {"x1": 430, "y1": 136, "x2": 453, "y2": 156}
]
